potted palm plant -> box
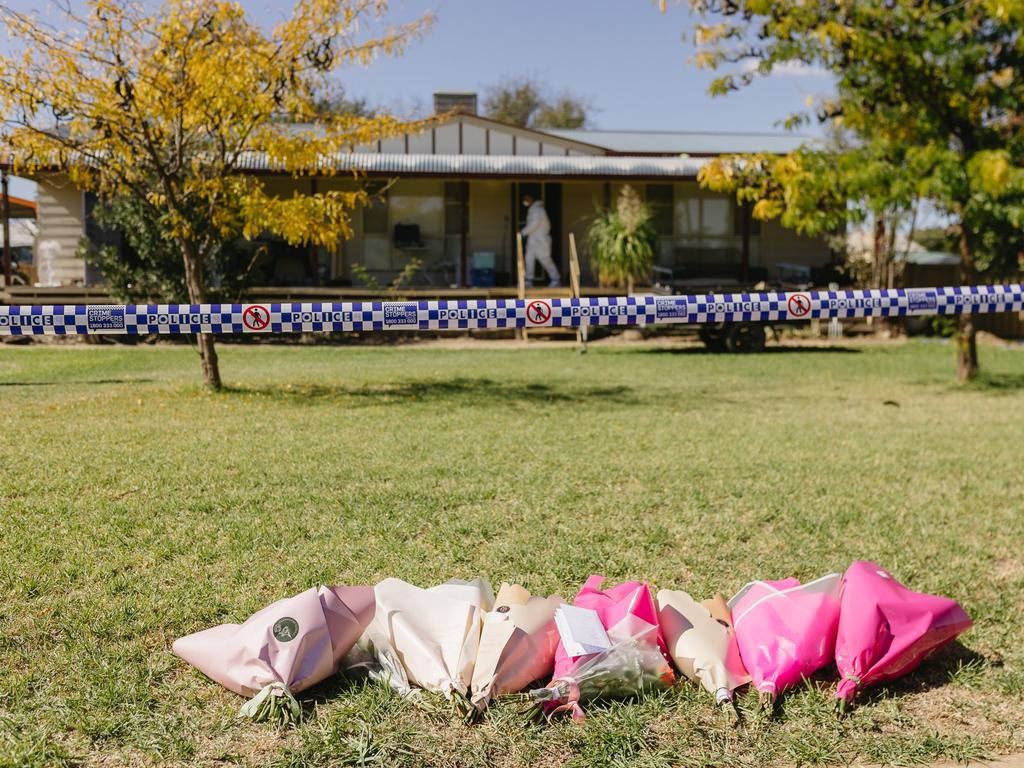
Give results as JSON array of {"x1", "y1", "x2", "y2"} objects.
[{"x1": 586, "y1": 185, "x2": 657, "y2": 293}]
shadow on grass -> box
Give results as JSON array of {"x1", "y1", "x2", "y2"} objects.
[
  {"x1": 729, "y1": 642, "x2": 987, "y2": 722},
  {"x1": 222, "y1": 377, "x2": 641, "y2": 407},
  {"x1": 639, "y1": 345, "x2": 863, "y2": 356},
  {"x1": 0, "y1": 378, "x2": 156, "y2": 386},
  {"x1": 967, "y1": 372, "x2": 1024, "y2": 391},
  {"x1": 859, "y1": 640, "x2": 989, "y2": 704},
  {"x1": 298, "y1": 644, "x2": 985, "y2": 724}
]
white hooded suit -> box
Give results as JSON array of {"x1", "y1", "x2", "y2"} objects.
[{"x1": 521, "y1": 200, "x2": 559, "y2": 286}]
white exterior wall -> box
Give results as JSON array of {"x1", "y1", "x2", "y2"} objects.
[
  {"x1": 435, "y1": 124, "x2": 460, "y2": 154},
  {"x1": 34, "y1": 174, "x2": 86, "y2": 285},
  {"x1": 489, "y1": 132, "x2": 513, "y2": 154},
  {"x1": 349, "y1": 114, "x2": 605, "y2": 157},
  {"x1": 463, "y1": 125, "x2": 487, "y2": 154}
]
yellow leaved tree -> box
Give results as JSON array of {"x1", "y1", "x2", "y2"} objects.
[{"x1": 0, "y1": 0, "x2": 431, "y2": 388}]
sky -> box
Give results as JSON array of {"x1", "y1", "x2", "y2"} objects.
[{"x1": 4, "y1": 0, "x2": 835, "y2": 201}]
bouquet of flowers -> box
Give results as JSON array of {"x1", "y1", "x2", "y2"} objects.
[
  {"x1": 529, "y1": 576, "x2": 673, "y2": 720},
  {"x1": 349, "y1": 577, "x2": 494, "y2": 698},
  {"x1": 172, "y1": 585, "x2": 375, "y2": 724},
  {"x1": 469, "y1": 583, "x2": 562, "y2": 713},
  {"x1": 657, "y1": 590, "x2": 750, "y2": 708},
  {"x1": 834, "y1": 561, "x2": 972, "y2": 713},
  {"x1": 729, "y1": 573, "x2": 842, "y2": 706},
  {"x1": 524, "y1": 620, "x2": 674, "y2": 721}
]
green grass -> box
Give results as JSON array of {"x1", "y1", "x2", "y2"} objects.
[{"x1": 1, "y1": 338, "x2": 1022, "y2": 767}]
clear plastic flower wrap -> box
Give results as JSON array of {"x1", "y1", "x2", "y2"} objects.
[{"x1": 522, "y1": 622, "x2": 674, "y2": 721}]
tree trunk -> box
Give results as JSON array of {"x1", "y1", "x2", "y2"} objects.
[
  {"x1": 956, "y1": 228, "x2": 978, "y2": 381},
  {"x1": 180, "y1": 238, "x2": 222, "y2": 390},
  {"x1": 873, "y1": 215, "x2": 886, "y2": 290}
]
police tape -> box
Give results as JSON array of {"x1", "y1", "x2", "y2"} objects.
[{"x1": 1, "y1": 284, "x2": 1022, "y2": 336}]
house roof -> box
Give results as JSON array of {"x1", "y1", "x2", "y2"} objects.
[
  {"x1": 542, "y1": 129, "x2": 810, "y2": 156},
  {"x1": 239, "y1": 152, "x2": 709, "y2": 178}
]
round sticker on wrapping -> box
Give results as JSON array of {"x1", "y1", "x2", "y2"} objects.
[{"x1": 272, "y1": 617, "x2": 299, "y2": 642}]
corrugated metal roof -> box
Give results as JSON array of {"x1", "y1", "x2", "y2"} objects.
[
  {"x1": 542, "y1": 129, "x2": 810, "y2": 155},
  {"x1": 238, "y1": 152, "x2": 708, "y2": 177}
]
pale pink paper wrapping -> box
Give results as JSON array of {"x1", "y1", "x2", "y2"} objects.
[
  {"x1": 729, "y1": 574, "x2": 841, "y2": 699},
  {"x1": 470, "y1": 584, "x2": 562, "y2": 708},
  {"x1": 835, "y1": 561, "x2": 972, "y2": 702},
  {"x1": 172, "y1": 585, "x2": 375, "y2": 698},
  {"x1": 656, "y1": 590, "x2": 750, "y2": 705}
]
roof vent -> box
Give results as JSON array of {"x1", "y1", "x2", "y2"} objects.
[{"x1": 433, "y1": 92, "x2": 477, "y2": 116}]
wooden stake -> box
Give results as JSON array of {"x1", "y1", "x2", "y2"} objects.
[
  {"x1": 516, "y1": 232, "x2": 527, "y2": 342},
  {"x1": 569, "y1": 232, "x2": 587, "y2": 353}
]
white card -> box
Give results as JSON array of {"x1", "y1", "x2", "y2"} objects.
[{"x1": 554, "y1": 604, "x2": 611, "y2": 658}]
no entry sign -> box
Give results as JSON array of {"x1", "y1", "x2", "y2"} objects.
[
  {"x1": 526, "y1": 300, "x2": 552, "y2": 325},
  {"x1": 242, "y1": 305, "x2": 270, "y2": 331}
]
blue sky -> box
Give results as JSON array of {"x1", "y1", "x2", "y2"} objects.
[{"x1": 5, "y1": 0, "x2": 834, "y2": 200}]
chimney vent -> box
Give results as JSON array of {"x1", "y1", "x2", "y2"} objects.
[{"x1": 433, "y1": 92, "x2": 477, "y2": 116}]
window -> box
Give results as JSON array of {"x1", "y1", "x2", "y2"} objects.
[
  {"x1": 674, "y1": 195, "x2": 736, "y2": 236},
  {"x1": 702, "y1": 198, "x2": 731, "y2": 236},
  {"x1": 645, "y1": 184, "x2": 673, "y2": 237},
  {"x1": 676, "y1": 197, "x2": 701, "y2": 235},
  {"x1": 362, "y1": 183, "x2": 389, "y2": 235}
]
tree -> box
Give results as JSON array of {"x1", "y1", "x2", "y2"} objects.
[
  {"x1": 311, "y1": 85, "x2": 377, "y2": 119},
  {"x1": 483, "y1": 77, "x2": 542, "y2": 127},
  {"x1": 586, "y1": 185, "x2": 656, "y2": 291},
  {"x1": 0, "y1": 0, "x2": 431, "y2": 388},
  {"x1": 80, "y1": 194, "x2": 260, "y2": 304},
  {"x1": 914, "y1": 226, "x2": 958, "y2": 255},
  {"x1": 533, "y1": 94, "x2": 588, "y2": 130},
  {"x1": 483, "y1": 77, "x2": 590, "y2": 129},
  {"x1": 687, "y1": 0, "x2": 1024, "y2": 379}
]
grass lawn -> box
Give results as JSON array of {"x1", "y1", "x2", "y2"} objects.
[{"x1": 1, "y1": 338, "x2": 1023, "y2": 767}]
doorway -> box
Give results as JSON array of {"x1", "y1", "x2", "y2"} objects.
[{"x1": 510, "y1": 182, "x2": 562, "y2": 283}]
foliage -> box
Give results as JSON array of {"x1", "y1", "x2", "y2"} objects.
[
  {"x1": 312, "y1": 85, "x2": 377, "y2": 119},
  {"x1": 483, "y1": 76, "x2": 590, "y2": 128},
  {"x1": 78, "y1": 194, "x2": 261, "y2": 303},
  {"x1": 914, "y1": 226, "x2": 958, "y2": 255},
  {"x1": 687, "y1": 0, "x2": 1024, "y2": 375},
  {"x1": 688, "y1": 0, "x2": 1024, "y2": 273},
  {"x1": 350, "y1": 256, "x2": 422, "y2": 292},
  {"x1": 0, "y1": 0, "x2": 432, "y2": 386},
  {"x1": 533, "y1": 94, "x2": 588, "y2": 130},
  {"x1": 586, "y1": 185, "x2": 657, "y2": 288}
]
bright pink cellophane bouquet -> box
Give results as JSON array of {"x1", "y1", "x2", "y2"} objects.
[
  {"x1": 173, "y1": 585, "x2": 375, "y2": 723},
  {"x1": 834, "y1": 561, "x2": 972, "y2": 709},
  {"x1": 729, "y1": 573, "x2": 842, "y2": 703},
  {"x1": 551, "y1": 575, "x2": 669, "y2": 678},
  {"x1": 534, "y1": 576, "x2": 673, "y2": 719}
]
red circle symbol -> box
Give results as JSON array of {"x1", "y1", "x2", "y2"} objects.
[
  {"x1": 242, "y1": 304, "x2": 271, "y2": 331},
  {"x1": 787, "y1": 294, "x2": 812, "y2": 318},
  {"x1": 526, "y1": 300, "x2": 552, "y2": 325}
]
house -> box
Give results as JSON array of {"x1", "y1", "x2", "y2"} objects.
[
  {"x1": 0, "y1": 192, "x2": 37, "y2": 284},
  {"x1": 25, "y1": 93, "x2": 835, "y2": 291}
]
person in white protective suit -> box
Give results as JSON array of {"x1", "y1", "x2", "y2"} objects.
[{"x1": 520, "y1": 193, "x2": 560, "y2": 287}]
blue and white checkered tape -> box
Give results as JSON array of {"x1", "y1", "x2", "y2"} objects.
[{"x1": 1, "y1": 284, "x2": 1022, "y2": 335}]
